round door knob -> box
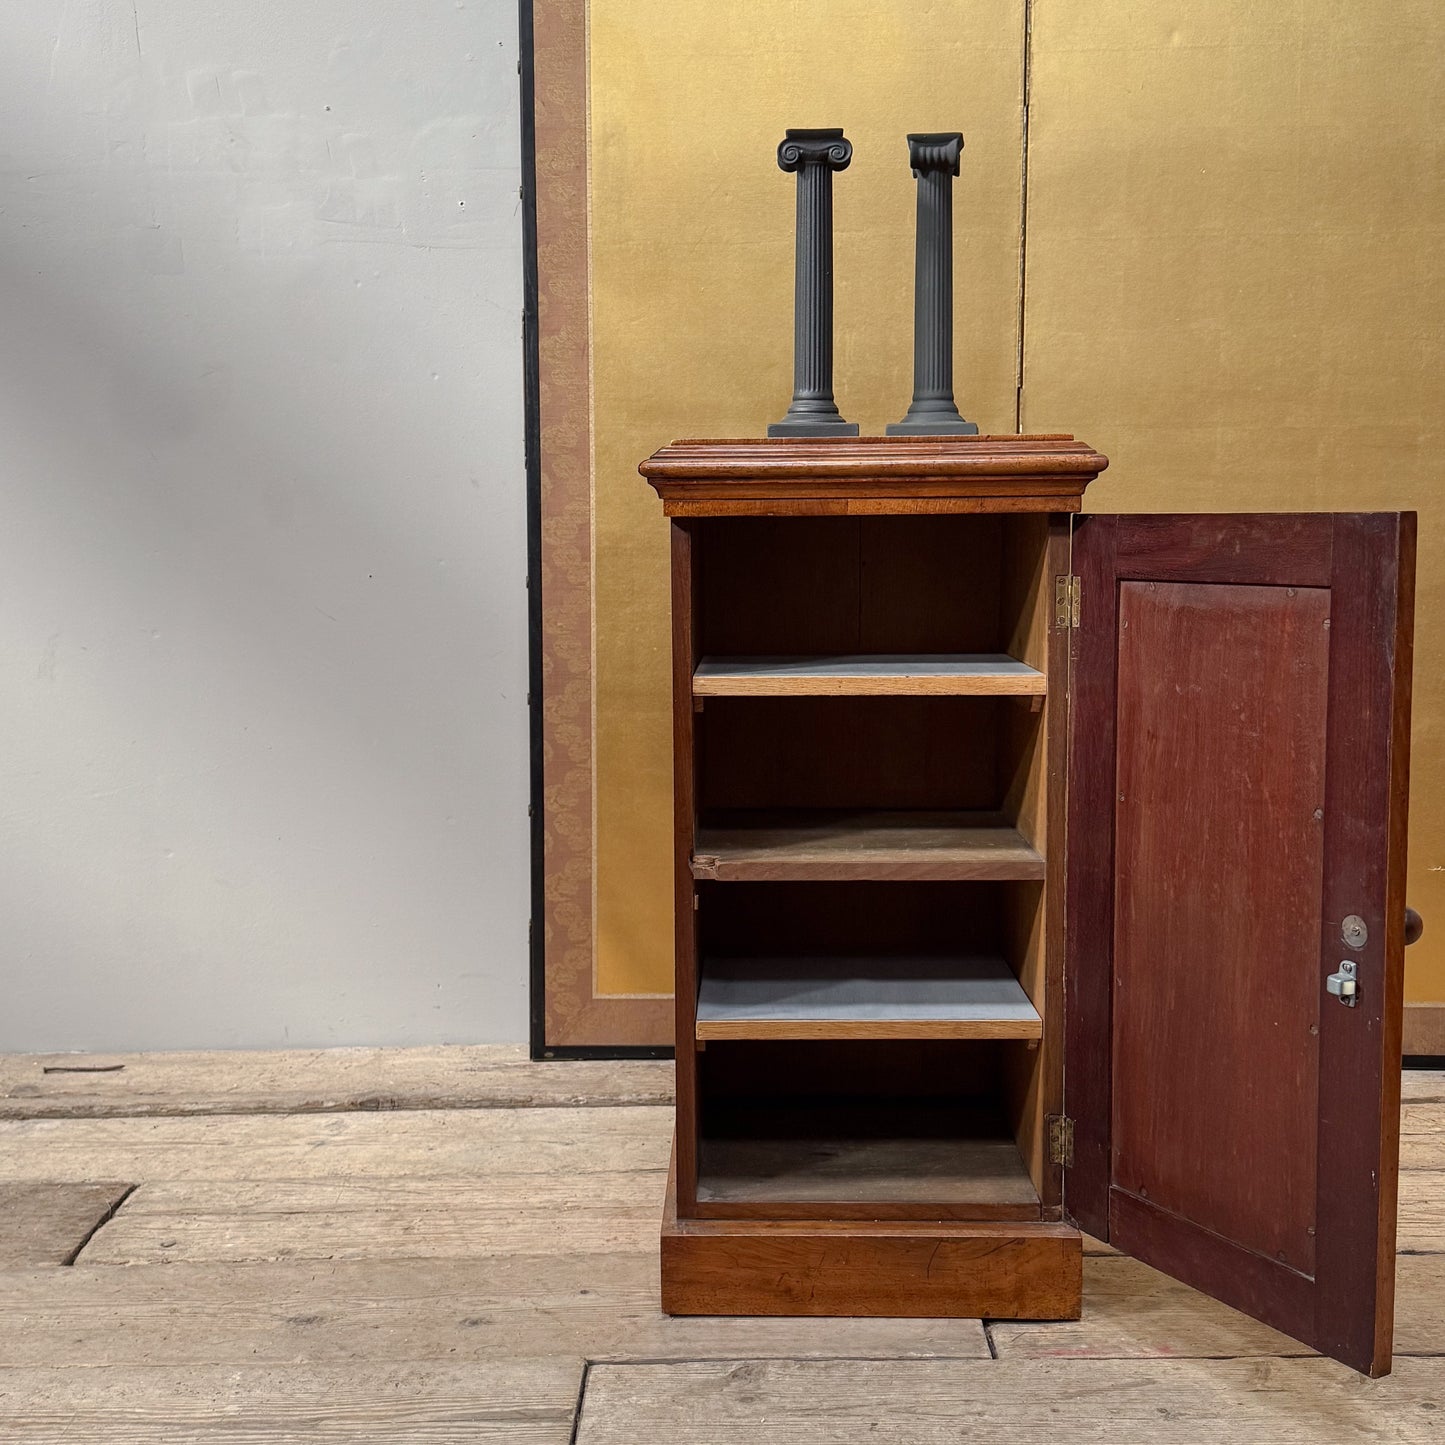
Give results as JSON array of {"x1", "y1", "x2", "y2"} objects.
[{"x1": 1405, "y1": 908, "x2": 1424, "y2": 947}]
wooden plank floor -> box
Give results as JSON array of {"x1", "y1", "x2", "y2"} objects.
[
  {"x1": 0, "y1": 1044, "x2": 674, "y2": 1118},
  {"x1": 0, "y1": 1048, "x2": 1439, "y2": 1442}
]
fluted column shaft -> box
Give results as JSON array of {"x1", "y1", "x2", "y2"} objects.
[
  {"x1": 769, "y1": 129, "x2": 858, "y2": 438},
  {"x1": 792, "y1": 160, "x2": 833, "y2": 404},
  {"x1": 912, "y1": 167, "x2": 952, "y2": 404},
  {"x1": 888, "y1": 132, "x2": 978, "y2": 436}
]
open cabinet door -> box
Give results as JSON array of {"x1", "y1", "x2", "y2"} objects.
[{"x1": 1064, "y1": 513, "x2": 1415, "y2": 1377}]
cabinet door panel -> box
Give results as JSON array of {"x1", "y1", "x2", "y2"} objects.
[{"x1": 1065, "y1": 512, "x2": 1415, "y2": 1377}]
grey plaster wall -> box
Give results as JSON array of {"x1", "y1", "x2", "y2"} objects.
[{"x1": 0, "y1": 1, "x2": 529, "y2": 1049}]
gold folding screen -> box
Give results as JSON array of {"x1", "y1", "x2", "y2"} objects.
[
  {"x1": 535, "y1": 1, "x2": 1444, "y2": 1050},
  {"x1": 1021, "y1": 3, "x2": 1445, "y2": 1052}
]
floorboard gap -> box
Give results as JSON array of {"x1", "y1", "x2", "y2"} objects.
[
  {"x1": 63, "y1": 1183, "x2": 137, "y2": 1266},
  {"x1": 589, "y1": 1353, "x2": 992, "y2": 1368},
  {"x1": 568, "y1": 1359, "x2": 592, "y2": 1445}
]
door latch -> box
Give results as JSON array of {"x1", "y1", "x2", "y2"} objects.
[{"x1": 1326, "y1": 960, "x2": 1358, "y2": 1007}]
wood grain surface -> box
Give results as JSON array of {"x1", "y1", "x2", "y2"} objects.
[
  {"x1": 641, "y1": 434, "x2": 1111, "y2": 480},
  {"x1": 0, "y1": 1360, "x2": 583, "y2": 1444},
  {"x1": 0, "y1": 1107, "x2": 672, "y2": 1182},
  {"x1": 575, "y1": 1357, "x2": 1445, "y2": 1444},
  {"x1": 1111, "y1": 579, "x2": 1329, "y2": 1274},
  {"x1": 670, "y1": 520, "x2": 702, "y2": 1213},
  {"x1": 1066, "y1": 511, "x2": 1416, "y2": 1377},
  {"x1": 81, "y1": 1173, "x2": 668, "y2": 1266},
  {"x1": 0, "y1": 1044, "x2": 674, "y2": 1119},
  {"x1": 691, "y1": 811, "x2": 1045, "y2": 883},
  {"x1": 695, "y1": 1135, "x2": 1040, "y2": 1210},
  {"x1": 693, "y1": 653, "x2": 1046, "y2": 696},
  {"x1": 0, "y1": 1051, "x2": 1439, "y2": 1440},
  {"x1": 699, "y1": 515, "x2": 1009, "y2": 658},
  {"x1": 0, "y1": 1252, "x2": 993, "y2": 1370},
  {"x1": 640, "y1": 435, "x2": 1109, "y2": 516},
  {"x1": 662, "y1": 1214, "x2": 1081, "y2": 1320},
  {"x1": 992, "y1": 1252, "x2": 1445, "y2": 1361},
  {"x1": 700, "y1": 696, "x2": 1005, "y2": 812},
  {"x1": 0, "y1": 1181, "x2": 133, "y2": 1267}
]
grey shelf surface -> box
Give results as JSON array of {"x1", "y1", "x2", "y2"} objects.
[{"x1": 694, "y1": 954, "x2": 1042, "y2": 1041}]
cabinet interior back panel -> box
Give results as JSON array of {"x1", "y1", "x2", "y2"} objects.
[
  {"x1": 700, "y1": 516, "x2": 1015, "y2": 656},
  {"x1": 701, "y1": 697, "x2": 1009, "y2": 811}
]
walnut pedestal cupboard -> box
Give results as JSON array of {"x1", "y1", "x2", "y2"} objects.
[{"x1": 639, "y1": 435, "x2": 1417, "y2": 1378}]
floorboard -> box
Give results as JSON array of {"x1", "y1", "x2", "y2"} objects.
[
  {"x1": 1402, "y1": 1073, "x2": 1444, "y2": 1104},
  {"x1": 0, "y1": 1254, "x2": 989, "y2": 1368},
  {"x1": 0, "y1": 1359, "x2": 581, "y2": 1444},
  {"x1": 1397, "y1": 1170, "x2": 1445, "y2": 1252},
  {"x1": 0, "y1": 1107, "x2": 673, "y2": 1181},
  {"x1": 574, "y1": 1357, "x2": 1445, "y2": 1443},
  {"x1": 0, "y1": 1181, "x2": 133, "y2": 1267},
  {"x1": 0, "y1": 1045, "x2": 673, "y2": 1119},
  {"x1": 990, "y1": 1253, "x2": 1445, "y2": 1360},
  {"x1": 1400, "y1": 1103, "x2": 1444, "y2": 1168},
  {"x1": 84, "y1": 1173, "x2": 669, "y2": 1265}
]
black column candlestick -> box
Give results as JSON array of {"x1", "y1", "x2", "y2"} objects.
[
  {"x1": 888, "y1": 132, "x2": 978, "y2": 436},
  {"x1": 768, "y1": 128, "x2": 859, "y2": 438}
]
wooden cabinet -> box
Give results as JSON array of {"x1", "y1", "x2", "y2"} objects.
[{"x1": 640, "y1": 435, "x2": 1416, "y2": 1378}]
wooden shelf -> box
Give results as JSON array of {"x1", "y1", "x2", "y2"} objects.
[
  {"x1": 697, "y1": 1134, "x2": 1041, "y2": 1216},
  {"x1": 692, "y1": 654, "x2": 1046, "y2": 698},
  {"x1": 692, "y1": 810, "x2": 1045, "y2": 882},
  {"x1": 695, "y1": 955, "x2": 1042, "y2": 1041}
]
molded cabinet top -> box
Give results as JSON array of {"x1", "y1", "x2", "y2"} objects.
[{"x1": 640, "y1": 434, "x2": 1109, "y2": 517}]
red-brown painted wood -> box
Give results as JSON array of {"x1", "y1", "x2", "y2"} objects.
[
  {"x1": 1111, "y1": 512, "x2": 1334, "y2": 587},
  {"x1": 1112, "y1": 578, "x2": 1329, "y2": 1276},
  {"x1": 1062, "y1": 515, "x2": 1119, "y2": 1241},
  {"x1": 1065, "y1": 511, "x2": 1415, "y2": 1378},
  {"x1": 1313, "y1": 513, "x2": 1415, "y2": 1375}
]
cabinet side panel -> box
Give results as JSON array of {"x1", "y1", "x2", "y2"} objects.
[
  {"x1": 1001, "y1": 515, "x2": 1063, "y2": 1204},
  {"x1": 672, "y1": 521, "x2": 699, "y2": 1211},
  {"x1": 1040, "y1": 516, "x2": 1073, "y2": 1207}
]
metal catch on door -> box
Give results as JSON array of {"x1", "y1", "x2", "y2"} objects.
[{"x1": 1326, "y1": 960, "x2": 1358, "y2": 1006}]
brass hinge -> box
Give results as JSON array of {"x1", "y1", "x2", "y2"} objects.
[
  {"x1": 1054, "y1": 575, "x2": 1081, "y2": 629},
  {"x1": 1049, "y1": 1114, "x2": 1075, "y2": 1168}
]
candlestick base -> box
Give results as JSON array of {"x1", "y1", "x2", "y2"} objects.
[
  {"x1": 768, "y1": 416, "x2": 861, "y2": 437},
  {"x1": 886, "y1": 414, "x2": 979, "y2": 436}
]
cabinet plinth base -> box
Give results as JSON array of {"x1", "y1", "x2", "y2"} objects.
[{"x1": 661, "y1": 1170, "x2": 1081, "y2": 1319}]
